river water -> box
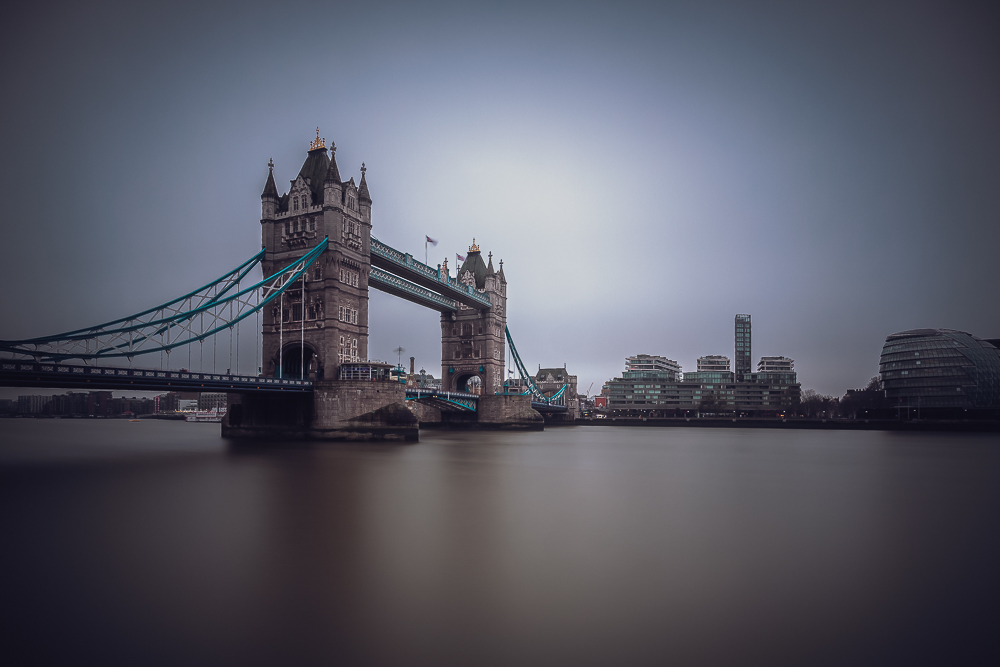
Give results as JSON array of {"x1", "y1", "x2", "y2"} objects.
[{"x1": 1, "y1": 420, "x2": 998, "y2": 665}]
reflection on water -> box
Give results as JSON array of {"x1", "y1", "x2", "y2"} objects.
[{"x1": 1, "y1": 420, "x2": 999, "y2": 665}]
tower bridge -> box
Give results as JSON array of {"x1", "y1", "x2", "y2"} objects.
[{"x1": 0, "y1": 130, "x2": 570, "y2": 439}]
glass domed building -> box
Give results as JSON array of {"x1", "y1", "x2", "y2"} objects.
[{"x1": 879, "y1": 329, "x2": 1000, "y2": 415}]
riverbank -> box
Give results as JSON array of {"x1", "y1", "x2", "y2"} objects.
[{"x1": 566, "y1": 417, "x2": 1000, "y2": 432}]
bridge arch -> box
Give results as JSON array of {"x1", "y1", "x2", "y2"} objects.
[
  {"x1": 455, "y1": 371, "x2": 483, "y2": 395},
  {"x1": 273, "y1": 341, "x2": 322, "y2": 380}
]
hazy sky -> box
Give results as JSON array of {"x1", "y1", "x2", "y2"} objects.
[{"x1": 2, "y1": 0, "x2": 998, "y2": 397}]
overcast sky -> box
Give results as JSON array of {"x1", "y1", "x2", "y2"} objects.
[{"x1": 2, "y1": 0, "x2": 998, "y2": 397}]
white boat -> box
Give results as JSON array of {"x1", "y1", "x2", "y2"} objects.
[{"x1": 185, "y1": 409, "x2": 226, "y2": 423}]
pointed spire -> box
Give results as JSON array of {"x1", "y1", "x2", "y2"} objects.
[
  {"x1": 261, "y1": 158, "x2": 279, "y2": 199},
  {"x1": 358, "y1": 162, "x2": 371, "y2": 202},
  {"x1": 498, "y1": 259, "x2": 506, "y2": 283},
  {"x1": 487, "y1": 251, "x2": 495, "y2": 275},
  {"x1": 326, "y1": 141, "x2": 342, "y2": 184}
]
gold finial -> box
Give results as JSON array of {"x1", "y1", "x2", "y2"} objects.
[
  {"x1": 309, "y1": 127, "x2": 326, "y2": 150},
  {"x1": 469, "y1": 238, "x2": 480, "y2": 253}
]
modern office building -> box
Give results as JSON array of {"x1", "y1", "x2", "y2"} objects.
[
  {"x1": 697, "y1": 355, "x2": 731, "y2": 372},
  {"x1": 735, "y1": 314, "x2": 752, "y2": 381},
  {"x1": 602, "y1": 314, "x2": 800, "y2": 416},
  {"x1": 606, "y1": 350, "x2": 799, "y2": 416},
  {"x1": 879, "y1": 329, "x2": 1000, "y2": 414},
  {"x1": 626, "y1": 354, "x2": 682, "y2": 380},
  {"x1": 758, "y1": 356, "x2": 794, "y2": 372}
]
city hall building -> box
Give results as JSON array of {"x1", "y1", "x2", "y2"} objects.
[{"x1": 879, "y1": 329, "x2": 1000, "y2": 417}]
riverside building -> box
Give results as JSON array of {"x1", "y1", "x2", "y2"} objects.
[
  {"x1": 879, "y1": 329, "x2": 1000, "y2": 417},
  {"x1": 758, "y1": 356, "x2": 794, "y2": 372},
  {"x1": 626, "y1": 354, "x2": 682, "y2": 380},
  {"x1": 606, "y1": 358, "x2": 800, "y2": 416},
  {"x1": 603, "y1": 314, "x2": 800, "y2": 416}
]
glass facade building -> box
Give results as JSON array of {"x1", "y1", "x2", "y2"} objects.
[
  {"x1": 606, "y1": 368, "x2": 799, "y2": 415},
  {"x1": 625, "y1": 354, "x2": 682, "y2": 380},
  {"x1": 697, "y1": 355, "x2": 731, "y2": 372},
  {"x1": 735, "y1": 314, "x2": 751, "y2": 381},
  {"x1": 879, "y1": 329, "x2": 1000, "y2": 410}
]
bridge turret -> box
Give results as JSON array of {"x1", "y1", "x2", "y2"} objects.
[
  {"x1": 358, "y1": 163, "x2": 372, "y2": 224},
  {"x1": 261, "y1": 159, "x2": 279, "y2": 220},
  {"x1": 260, "y1": 158, "x2": 280, "y2": 252},
  {"x1": 323, "y1": 141, "x2": 343, "y2": 211}
]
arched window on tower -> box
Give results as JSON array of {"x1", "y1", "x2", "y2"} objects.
[{"x1": 293, "y1": 197, "x2": 299, "y2": 211}]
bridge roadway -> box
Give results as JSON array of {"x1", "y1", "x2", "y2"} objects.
[
  {"x1": 404, "y1": 387, "x2": 566, "y2": 414},
  {"x1": 369, "y1": 237, "x2": 492, "y2": 311},
  {"x1": 0, "y1": 361, "x2": 312, "y2": 393},
  {"x1": 0, "y1": 362, "x2": 566, "y2": 412}
]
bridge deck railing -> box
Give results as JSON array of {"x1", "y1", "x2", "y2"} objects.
[
  {"x1": 369, "y1": 267, "x2": 460, "y2": 311},
  {"x1": 0, "y1": 361, "x2": 312, "y2": 392}
]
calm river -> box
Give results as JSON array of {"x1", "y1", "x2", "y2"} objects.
[{"x1": 2, "y1": 421, "x2": 999, "y2": 665}]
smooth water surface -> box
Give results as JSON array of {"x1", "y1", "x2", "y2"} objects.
[{"x1": 2, "y1": 420, "x2": 999, "y2": 665}]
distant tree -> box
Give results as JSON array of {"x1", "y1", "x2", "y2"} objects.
[
  {"x1": 698, "y1": 396, "x2": 725, "y2": 415},
  {"x1": 798, "y1": 389, "x2": 835, "y2": 418}
]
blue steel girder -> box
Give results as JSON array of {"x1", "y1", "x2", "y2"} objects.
[
  {"x1": 0, "y1": 361, "x2": 312, "y2": 393},
  {"x1": 504, "y1": 325, "x2": 567, "y2": 406},
  {"x1": 370, "y1": 236, "x2": 492, "y2": 310},
  {"x1": 369, "y1": 267, "x2": 459, "y2": 312},
  {"x1": 405, "y1": 388, "x2": 478, "y2": 412}
]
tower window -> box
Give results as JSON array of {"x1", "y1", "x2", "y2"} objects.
[{"x1": 293, "y1": 197, "x2": 299, "y2": 211}]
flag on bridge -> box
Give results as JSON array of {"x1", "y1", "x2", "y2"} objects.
[
  {"x1": 456, "y1": 252, "x2": 466, "y2": 263},
  {"x1": 425, "y1": 236, "x2": 438, "y2": 246}
]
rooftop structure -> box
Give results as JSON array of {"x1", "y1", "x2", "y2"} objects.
[
  {"x1": 758, "y1": 356, "x2": 794, "y2": 372},
  {"x1": 626, "y1": 354, "x2": 681, "y2": 378},
  {"x1": 698, "y1": 355, "x2": 731, "y2": 372}
]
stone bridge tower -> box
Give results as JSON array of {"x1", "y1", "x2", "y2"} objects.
[
  {"x1": 258, "y1": 129, "x2": 372, "y2": 381},
  {"x1": 441, "y1": 240, "x2": 507, "y2": 394}
]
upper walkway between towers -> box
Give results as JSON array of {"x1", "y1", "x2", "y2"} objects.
[{"x1": 369, "y1": 236, "x2": 492, "y2": 311}]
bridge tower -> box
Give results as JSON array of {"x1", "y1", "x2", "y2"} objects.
[
  {"x1": 441, "y1": 240, "x2": 507, "y2": 394},
  {"x1": 259, "y1": 129, "x2": 371, "y2": 381},
  {"x1": 226, "y1": 129, "x2": 416, "y2": 440}
]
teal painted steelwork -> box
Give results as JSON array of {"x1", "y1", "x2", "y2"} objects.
[
  {"x1": 405, "y1": 387, "x2": 478, "y2": 412},
  {"x1": 1, "y1": 238, "x2": 329, "y2": 362},
  {"x1": 0, "y1": 361, "x2": 313, "y2": 393},
  {"x1": 370, "y1": 236, "x2": 492, "y2": 309},
  {"x1": 368, "y1": 267, "x2": 460, "y2": 312},
  {"x1": 504, "y1": 325, "x2": 567, "y2": 406}
]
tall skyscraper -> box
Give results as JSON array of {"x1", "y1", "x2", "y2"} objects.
[{"x1": 735, "y1": 314, "x2": 751, "y2": 381}]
